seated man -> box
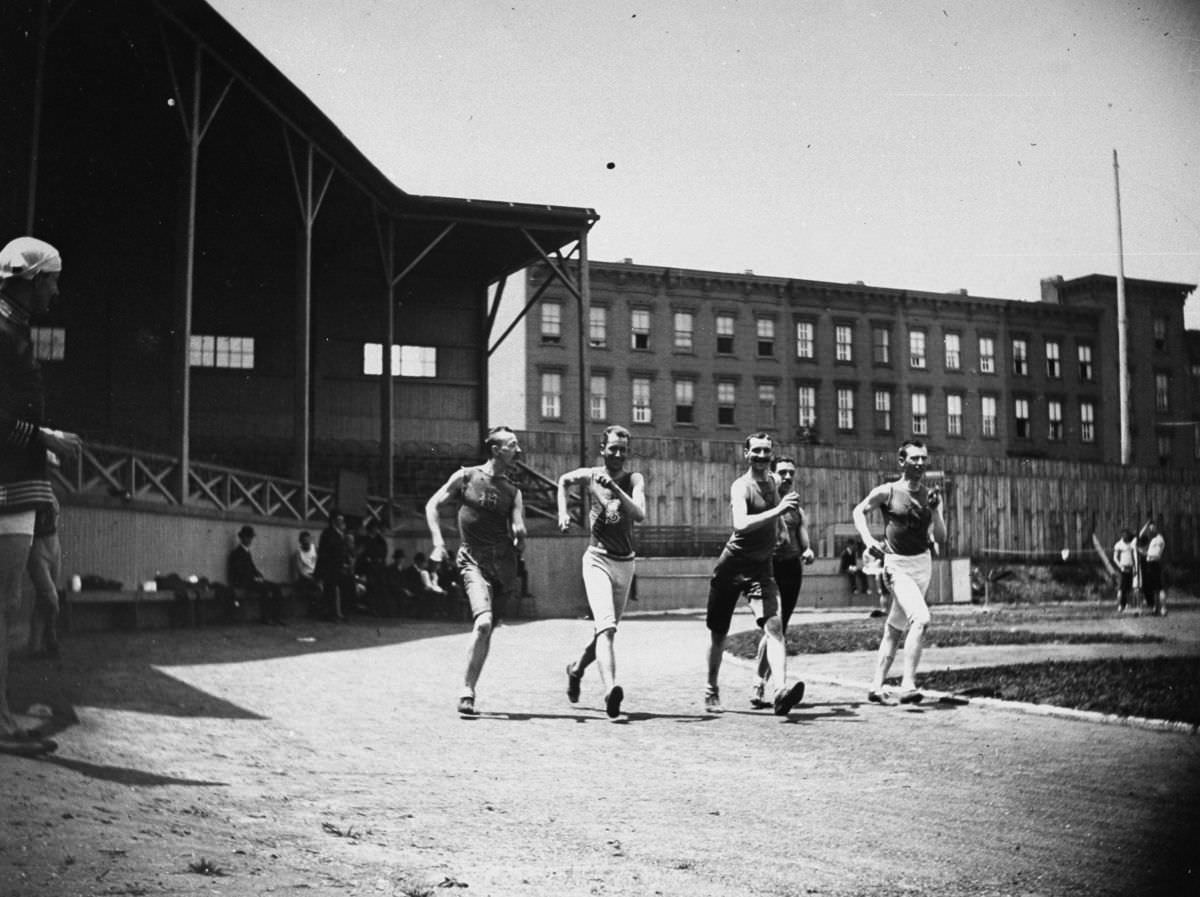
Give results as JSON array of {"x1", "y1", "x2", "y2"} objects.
[{"x1": 228, "y1": 525, "x2": 286, "y2": 625}]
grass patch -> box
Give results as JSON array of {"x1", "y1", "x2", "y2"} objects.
[
  {"x1": 920, "y1": 657, "x2": 1200, "y2": 727},
  {"x1": 724, "y1": 613, "x2": 1162, "y2": 659}
]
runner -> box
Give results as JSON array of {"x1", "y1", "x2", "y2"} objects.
[
  {"x1": 851, "y1": 439, "x2": 946, "y2": 706},
  {"x1": 704, "y1": 432, "x2": 807, "y2": 715},
  {"x1": 425, "y1": 426, "x2": 527, "y2": 716},
  {"x1": 749, "y1": 456, "x2": 813, "y2": 708},
  {"x1": 558, "y1": 425, "x2": 646, "y2": 720}
]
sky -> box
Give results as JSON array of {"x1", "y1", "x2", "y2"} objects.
[{"x1": 208, "y1": 0, "x2": 1200, "y2": 321}]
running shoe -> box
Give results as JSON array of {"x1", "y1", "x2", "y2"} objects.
[
  {"x1": 605, "y1": 685, "x2": 624, "y2": 720},
  {"x1": 898, "y1": 689, "x2": 924, "y2": 705},
  {"x1": 773, "y1": 680, "x2": 806, "y2": 716},
  {"x1": 867, "y1": 690, "x2": 894, "y2": 705},
  {"x1": 457, "y1": 694, "x2": 478, "y2": 716},
  {"x1": 704, "y1": 687, "x2": 723, "y2": 713},
  {"x1": 565, "y1": 663, "x2": 582, "y2": 703},
  {"x1": 749, "y1": 681, "x2": 770, "y2": 709}
]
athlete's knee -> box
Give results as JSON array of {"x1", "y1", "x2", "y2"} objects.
[
  {"x1": 762, "y1": 615, "x2": 784, "y2": 637},
  {"x1": 473, "y1": 612, "x2": 494, "y2": 637}
]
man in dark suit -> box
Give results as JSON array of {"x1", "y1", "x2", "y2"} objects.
[{"x1": 228, "y1": 525, "x2": 286, "y2": 625}]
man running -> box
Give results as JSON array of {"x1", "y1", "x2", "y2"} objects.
[
  {"x1": 705, "y1": 432, "x2": 807, "y2": 715},
  {"x1": 426, "y1": 426, "x2": 527, "y2": 716},
  {"x1": 749, "y1": 456, "x2": 814, "y2": 708},
  {"x1": 852, "y1": 439, "x2": 947, "y2": 705},
  {"x1": 558, "y1": 425, "x2": 646, "y2": 720}
]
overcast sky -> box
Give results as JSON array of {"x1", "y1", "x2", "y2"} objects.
[{"x1": 209, "y1": 0, "x2": 1200, "y2": 321}]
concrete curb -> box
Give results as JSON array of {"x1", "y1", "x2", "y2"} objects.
[{"x1": 810, "y1": 673, "x2": 1200, "y2": 736}]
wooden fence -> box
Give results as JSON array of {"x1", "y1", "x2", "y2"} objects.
[{"x1": 518, "y1": 432, "x2": 1200, "y2": 561}]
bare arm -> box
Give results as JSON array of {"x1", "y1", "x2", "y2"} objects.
[
  {"x1": 730, "y1": 481, "x2": 799, "y2": 535},
  {"x1": 556, "y1": 466, "x2": 592, "y2": 532},
  {"x1": 511, "y1": 488, "x2": 527, "y2": 554},
  {"x1": 852, "y1": 485, "x2": 890, "y2": 555},
  {"x1": 424, "y1": 469, "x2": 466, "y2": 564}
]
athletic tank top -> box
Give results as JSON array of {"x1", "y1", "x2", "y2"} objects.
[
  {"x1": 724, "y1": 473, "x2": 780, "y2": 562},
  {"x1": 456, "y1": 466, "x2": 518, "y2": 552},
  {"x1": 587, "y1": 469, "x2": 637, "y2": 559},
  {"x1": 881, "y1": 481, "x2": 933, "y2": 556}
]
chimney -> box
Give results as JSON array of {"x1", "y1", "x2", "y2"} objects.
[{"x1": 1040, "y1": 275, "x2": 1064, "y2": 304}]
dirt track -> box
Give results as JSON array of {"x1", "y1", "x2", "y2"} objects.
[{"x1": 2, "y1": 608, "x2": 1199, "y2": 896}]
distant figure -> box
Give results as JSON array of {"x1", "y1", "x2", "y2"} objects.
[
  {"x1": 316, "y1": 512, "x2": 354, "y2": 622},
  {"x1": 425, "y1": 426, "x2": 527, "y2": 716},
  {"x1": 356, "y1": 518, "x2": 390, "y2": 616},
  {"x1": 1138, "y1": 522, "x2": 1166, "y2": 616},
  {"x1": 1112, "y1": 528, "x2": 1138, "y2": 614},
  {"x1": 228, "y1": 525, "x2": 286, "y2": 625},
  {"x1": 383, "y1": 548, "x2": 416, "y2": 616},
  {"x1": 840, "y1": 538, "x2": 869, "y2": 594},
  {"x1": 291, "y1": 530, "x2": 321, "y2": 615},
  {"x1": 415, "y1": 550, "x2": 448, "y2": 616}
]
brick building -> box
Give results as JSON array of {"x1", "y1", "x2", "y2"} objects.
[{"x1": 524, "y1": 260, "x2": 1197, "y2": 467}]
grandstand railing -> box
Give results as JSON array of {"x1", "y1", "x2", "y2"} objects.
[{"x1": 51, "y1": 442, "x2": 389, "y2": 524}]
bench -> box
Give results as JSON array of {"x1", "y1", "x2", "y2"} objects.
[{"x1": 61, "y1": 588, "x2": 192, "y2": 632}]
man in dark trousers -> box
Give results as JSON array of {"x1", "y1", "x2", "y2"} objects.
[{"x1": 228, "y1": 525, "x2": 286, "y2": 625}]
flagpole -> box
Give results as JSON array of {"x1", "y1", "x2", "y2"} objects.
[{"x1": 1114, "y1": 149, "x2": 1131, "y2": 466}]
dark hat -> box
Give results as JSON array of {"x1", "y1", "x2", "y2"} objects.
[{"x1": 238, "y1": 525, "x2": 256, "y2": 540}]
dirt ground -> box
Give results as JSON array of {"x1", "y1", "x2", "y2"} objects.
[{"x1": 2, "y1": 607, "x2": 1199, "y2": 896}]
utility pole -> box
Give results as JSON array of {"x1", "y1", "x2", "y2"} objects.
[{"x1": 1114, "y1": 149, "x2": 1131, "y2": 466}]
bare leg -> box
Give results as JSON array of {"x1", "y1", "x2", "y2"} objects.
[
  {"x1": 463, "y1": 612, "x2": 493, "y2": 694},
  {"x1": 571, "y1": 635, "x2": 598, "y2": 678},
  {"x1": 754, "y1": 631, "x2": 770, "y2": 682},
  {"x1": 899, "y1": 621, "x2": 926, "y2": 691},
  {"x1": 594, "y1": 629, "x2": 617, "y2": 695},
  {"x1": 871, "y1": 624, "x2": 903, "y2": 692},
  {"x1": 706, "y1": 629, "x2": 725, "y2": 692},
  {"x1": 762, "y1": 615, "x2": 787, "y2": 690}
]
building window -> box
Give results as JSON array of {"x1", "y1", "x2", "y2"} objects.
[
  {"x1": 797, "y1": 385, "x2": 816, "y2": 428},
  {"x1": 946, "y1": 393, "x2": 963, "y2": 436},
  {"x1": 717, "y1": 380, "x2": 736, "y2": 427},
  {"x1": 716, "y1": 314, "x2": 735, "y2": 355},
  {"x1": 1153, "y1": 316, "x2": 1168, "y2": 351},
  {"x1": 1155, "y1": 372, "x2": 1170, "y2": 411},
  {"x1": 193, "y1": 334, "x2": 255, "y2": 370},
  {"x1": 944, "y1": 332, "x2": 961, "y2": 371},
  {"x1": 795, "y1": 321, "x2": 814, "y2": 359},
  {"x1": 673, "y1": 311, "x2": 694, "y2": 351},
  {"x1": 1011, "y1": 338, "x2": 1028, "y2": 376},
  {"x1": 540, "y1": 301, "x2": 562, "y2": 344},
  {"x1": 872, "y1": 326, "x2": 891, "y2": 365},
  {"x1": 874, "y1": 390, "x2": 892, "y2": 432},
  {"x1": 1014, "y1": 397, "x2": 1030, "y2": 438},
  {"x1": 589, "y1": 374, "x2": 608, "y2": 422},
  {"x1": 911, "y1": 390, "x2": 928, "y2": 435},
  {"x1": 836, "y1": 387, "x2": 855, "y2": 431},
  {"x1": 1045, "y1": 339, "x2": 1061, "y2": 379},
  {"x1": 835, "y1": 325, "x2": 853, "y2": 363},
  {"x1": 981, "y1": 395, "x2": 997, "y2": 438},
  {"x1": 674, "y1": 379, "x2": 695, "y2": 424},
  {"x1": 632, "y1": 377, "x2": 652, "y2": 423},
  {"x1": 909, "y1": 329, "x2": 926, "y2": 369},
  {"x1": 540, "y1": 371, "x2": 562, "y2": 419},
  {"x1": 978, "y1": 336, "x2": 995, "y2": 374},
  {"x1": 31, "y1": 326, "x2": 65, "y2": 361},
  {"x1": 757, "y1": 383, "x2": 776, "y2": 428},
  {"x1": 1048, "y1": 399, "x2": 1063, "y2": 441},
  {"x1": 1078, "y1": 343, "x2": 1093, "y2": 381},
  {"x1": 1158, "y1": 433, "x2": 1172, "y2": 463},
  {"x1": 631, "y1": 308, "x2": 651, "y2": 350},
  {"x1": 757, "y1": 318, "x2": 775, "y2": 357},
  {"x1": 588, "y1": 306, "x2": 607, "y2": 348},
  {"x1": 1080, "y1": 401, "x2": 1095, "y2": 443},
  {"x1": 364, "y1": 343, "x2": 436, "y2": 377}
]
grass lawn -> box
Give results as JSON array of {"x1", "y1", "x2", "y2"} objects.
[{"x1": 724, "y1": 604, "x2": 1198, "y2": 726}]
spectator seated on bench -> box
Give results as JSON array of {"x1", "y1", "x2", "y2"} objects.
[{"x1": 228, "y1": 525, "x2": 286, "y2": 626}]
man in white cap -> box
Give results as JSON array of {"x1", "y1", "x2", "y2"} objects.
[{"x1": 0, "y1": 237, "x2": 81, "y2": 754}]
